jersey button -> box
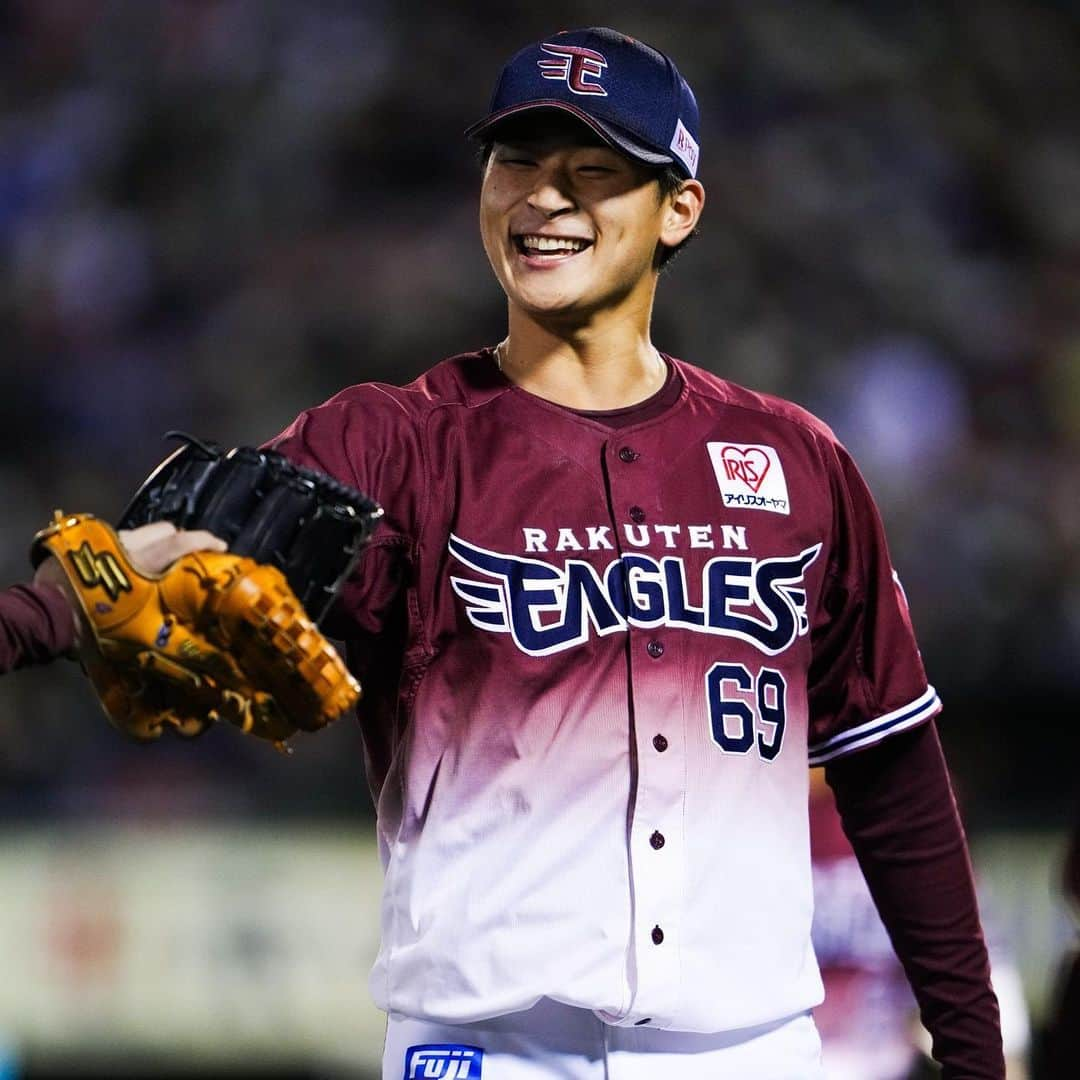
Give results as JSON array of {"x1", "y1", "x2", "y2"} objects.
[
  {"x1": 618, "y1": 446, "x2": 639, "y2": 463},
  {"x1": 634, "y1": 1018, "x2": 652, "y2": 1026},
  {"x1": 650, "y1": 830, "x2": 665, "y2": 850},
  {"x1": 652, "y1": 733, "x2": 668, "y2": 753},
  {"x1": 646, "y1": 639, "x2": 664, "y2": 659},
  {"x1": 629, "y1": 505, "x2": 646, "y2": 524},
  {"x1": 651, "y1": 925, "x2": 665, "y2": 945}
]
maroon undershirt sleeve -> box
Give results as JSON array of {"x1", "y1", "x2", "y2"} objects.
[
  {"x1": 0, "y1": 583, "x2": 76, "y2": 674},
  {"x1": 825, "y1": 719, "x2": 1004, "y2": 1079}
]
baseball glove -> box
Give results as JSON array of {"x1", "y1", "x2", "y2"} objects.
[
  {"x1": 118, "y1": 433, "x2": 383, "y2": 625},
  {"x1": 32, "y1": 512, "x2": 362, "y2": 748}
]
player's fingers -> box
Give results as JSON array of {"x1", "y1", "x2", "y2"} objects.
[
  {"x1": 170, "y1": 530, "x2": 229, "y2": 556},
  {"x1": 125, "y1": 530, "x2": 228, "y2": 574},
  {"x1": 118, "y1": 521, "x2": 178, "y2": 572},
  {"x1": 118, "y1": 521, "x2": 177, "y2": 547}
]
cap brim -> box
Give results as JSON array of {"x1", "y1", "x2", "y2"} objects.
[{"x1": 465, "y1": 101, "x2": 673, "y2": 168}]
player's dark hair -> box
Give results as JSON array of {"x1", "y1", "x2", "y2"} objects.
[{"x1": 477, "y1": 143, "x2": 696, "y2": 272}]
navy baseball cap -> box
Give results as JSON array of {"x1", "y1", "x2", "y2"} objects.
[{"x1": 465, "y1": 27, "x2": 701, "y2": 179}]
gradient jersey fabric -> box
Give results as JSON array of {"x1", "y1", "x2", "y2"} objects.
[{"x1": 271, "y1": 349, "x2": 941, "y2": 1033}]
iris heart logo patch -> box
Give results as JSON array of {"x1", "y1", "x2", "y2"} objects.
[
  {"x1": 719, "y1": 445, "x2": 771, "y2": 493},
  {"x1": 707, "y1": 442, "x2": 790, "y2": 515}
]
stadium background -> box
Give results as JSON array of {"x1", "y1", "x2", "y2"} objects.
[{"x1": 0, "y1": 1, "x2": 1076, "y2": 1076}]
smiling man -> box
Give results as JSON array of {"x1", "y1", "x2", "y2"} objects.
[
  {"x1": 269, "y1": 26, "x2": 1006, "y2": 1080},
  {"x1": 476, "y1": 108, "x2": 701, "y2": 412},
  {"x1": 473, "y1": 45, "x2": 703, "y2": 413}
]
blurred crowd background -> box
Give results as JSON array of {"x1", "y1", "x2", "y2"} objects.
[{"x1": 0, "y1": 0, "x2": 1077, "y2": 1074}]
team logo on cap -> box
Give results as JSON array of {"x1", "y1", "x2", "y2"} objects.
[{"x1": 538, "y1": 42, "x2": 608, "y2": 96}]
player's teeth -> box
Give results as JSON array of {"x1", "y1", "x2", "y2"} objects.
[{"x1": 521, "y1": 236, "x2": 586, "y2": 253}]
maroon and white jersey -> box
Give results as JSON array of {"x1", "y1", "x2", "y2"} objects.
[{"x1": 272, "y1": 349, "x2": 941, "y2": 1032}]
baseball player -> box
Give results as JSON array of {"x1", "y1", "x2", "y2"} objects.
[
  {"x1": 8, "y1": 26, "x2": 1004, "y2": 1080},
  {"x1": 265, "y1": 27, "x2": 1003, "y2": 1079}
]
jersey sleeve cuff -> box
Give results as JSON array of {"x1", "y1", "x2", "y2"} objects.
[{"x1": 807, "y1": 685, "x2": 942, "y2": 766}]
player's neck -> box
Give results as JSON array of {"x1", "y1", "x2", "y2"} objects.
[{"x1": 498, "y1": 308, "x2": 665, "y2": 410}]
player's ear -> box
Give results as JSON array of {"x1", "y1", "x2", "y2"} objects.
[{"x1": 659, "y1": 179, "x2": 705, "y2": 249}]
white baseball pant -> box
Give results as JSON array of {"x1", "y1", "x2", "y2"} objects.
[{"x1": 384, "y1": 997, "x2": 824, "y2": 1079}]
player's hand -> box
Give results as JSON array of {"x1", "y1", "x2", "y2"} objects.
[
  {"x1": 33, "y1": 522, "x2": 227, "y2": 649},
  {"x1": 116, "y1": 520, "x2": 227, "y2": 575}
]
